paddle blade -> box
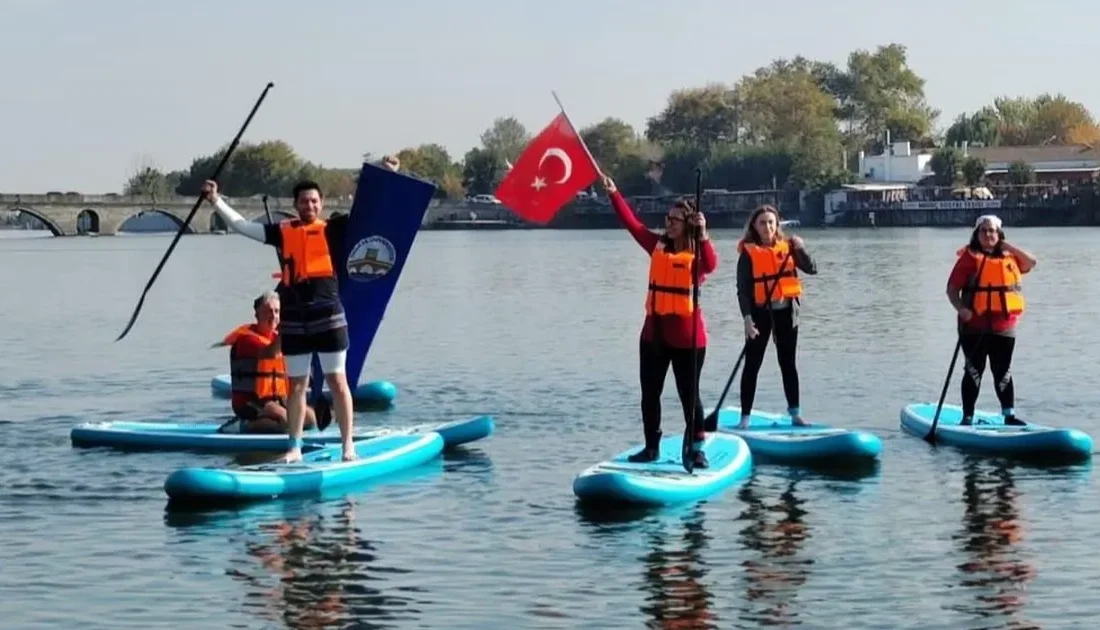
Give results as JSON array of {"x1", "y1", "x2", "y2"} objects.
[
  {"x1": 115, "y1": 293, "x2": 148, "y2": 341},
  {"x1": 335, "y1": 163, "x2": 437, "y2": 390},
  {"x1": 703, "y1": 410, "x2": 718, "y2": 433}
]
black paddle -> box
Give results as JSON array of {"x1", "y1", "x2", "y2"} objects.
[
  {"x1": 924, "y1": 251, "x2": 990, "y2": 443},
  {"x1": 681, "y1": 168, "x2": 704, "y2": 473},
  {"x1": 702, "y1": 246, "x2": 795, "y2": 431},
  {"x1": 260, "y1": 196, "x2": 333, "y2": 433},
  {"x1": 115, "y1": 81, "x2": 275, "y2": 342}
]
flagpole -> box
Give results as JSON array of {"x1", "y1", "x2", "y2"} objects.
[{"x1": 551, "y1": 90, "x2": 603, "y2": 177}]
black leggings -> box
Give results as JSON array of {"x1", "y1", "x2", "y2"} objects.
[
  {"x1": 639, "y1": 340, "x2": 706, "y2": 447},
  {"x1": 740, "y1": 307, "x2": 800, "y2": 414},
  {"x1": 960, "y1": 332, "x2": 1016, "y2": 418}
]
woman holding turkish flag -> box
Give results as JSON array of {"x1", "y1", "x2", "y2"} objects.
[{"x1": 600, "y1": 175, "x2": 718, "y2": 469}]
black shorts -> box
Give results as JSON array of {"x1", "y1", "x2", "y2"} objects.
[
  {"x1": 232, "y1": 398, "x2": 285, "y2": 422},
  {"x1": 279, "y1": 300, "x2": 350, "y2": 356}
]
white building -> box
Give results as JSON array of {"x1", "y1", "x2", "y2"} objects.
[{"x1": 857, "y1": 140, "x2": 934, "y2": 183}]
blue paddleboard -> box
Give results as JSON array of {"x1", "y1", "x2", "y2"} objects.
[
  {"x1": 713, "y1": 406, "x2": 882, "y2": 463},
  {"x1": 209, "y1": 373, "x2": 397, "y2": 407},
  {"x1": 70, "y1": 415, "x2": 493, "y2": 453},
  {"x1": 572, "y1": 433, "x2": 752, "y2": 506},
  {"x1": 163, "y1": 432, "x2": 444, "y2": 503},
  {"x1": 901, "y1": 402, "x2": 1093, "y2": 460}
]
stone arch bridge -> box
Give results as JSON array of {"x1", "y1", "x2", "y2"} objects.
[{"x1": 1, "y1": 193, "x2": 355, "y2": 236}]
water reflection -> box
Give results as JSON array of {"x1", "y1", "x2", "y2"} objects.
[
  {"x1": 638, "y1": 505, "x2": 718, "y2": 630},
  {"x1": 950, "y1": 457, "x2": 1038, "y2": 628},
  {"x1": 168, "y1": 498, "x2": 427, "y2": 630},
  {"x1": 736, "y1": 472, "x2": 813, "y2": 627},
  {"x1": 574, "y1": 503, "x2": 719, "y2": 629}
]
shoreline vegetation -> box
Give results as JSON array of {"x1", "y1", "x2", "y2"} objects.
[{"x1": 8, "y1": 42, "x2": 1100, "y2": 230}]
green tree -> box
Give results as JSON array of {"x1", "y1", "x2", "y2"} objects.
[
  {"x1": 947, "y1": 93, "x2": 1100, "y2": 147},
  {"x1": 842, "y1": 43, "x2": 938, "y2": 149},
  {"x1": 462, "y1": 147, "x2": 504, "y2": 195},
  {"x1": 227, "y1": 140, "x2": 304, "y2": 195},
  {"x1": 732, "y1": 63, "x2": 844, "y2": 184},
  {"x1": 930, "y1": 147, "x2": 963, "y2": 186},
  {"x1": 944, "y1": 108, "x2": 1001, "y2": 147},
  {"x1": 1007, "y1": 160, "x2": 1036, "y2": 186},
  {"x1": 579, "y1": 117, "x2": 654, "y2": 188},
  {"x1": 124, "y1": 167, "x2": 172, "y2": 197},
  {"x1": 645, "y1": 85, "x2": 739, "y2": 147},
  {"x1": 397, "y1": 143, "x2": 463, "y2": 198},
  {"x1": 480, "y1": 117, "x2": 530, "y2": 163},
  {"x1": 173, "y1": 140, "x2": 352, "y2": 197},
  {"x1": 960, "y1": 155, "x2": 987, "y2": 186},
  {"x1": 298, "y1": 163, "x2": 358, "y2": 198}
]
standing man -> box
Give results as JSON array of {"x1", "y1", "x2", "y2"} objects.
[{"x1": 201, "y1": 156, "x2": 399, "y2": 463}]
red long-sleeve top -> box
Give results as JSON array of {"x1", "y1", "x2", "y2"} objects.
[{"x1": 610, "y1": 190, "x2": 718, "y2": 349}]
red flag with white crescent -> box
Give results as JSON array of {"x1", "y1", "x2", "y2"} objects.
[{"x1": 494, "y1": 112, "x2": 599, "y2": 224}]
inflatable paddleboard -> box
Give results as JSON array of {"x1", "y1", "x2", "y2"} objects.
[
  {"x1": 713, "y1": 407, "x2": 882, "y2": 463},
  {"x1": 901, "y1": 402, "x2": 1093, "y2": 460},
  {"x1": 70, "y1": 415, "x2": 493, "y2": 453},
  {"x1": 573, "y1": 433, "x2": 752, "y2": 506},
  {"x1": 209, "y1": 374, "x2": 397, "y2": 408},
  {"x1": 164, "y1": 432, "x2": 444, "y2": 503}
]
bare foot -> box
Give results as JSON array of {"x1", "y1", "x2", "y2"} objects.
[
  {"x1": 283, "y1": 447, "x2": 303, "y2": 464},
  {"x1": 792, "y1": 416, "x2": 809, "y2": 426},
  {"x1": 342, "y1": 442, "x2": 358, "y2": 462},
  {"x1": 736, "y1": 418, "x2": 750, "y2": 430}
]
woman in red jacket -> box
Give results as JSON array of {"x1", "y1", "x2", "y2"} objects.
[
  {"x1": 601, "y1": 175, "x2": 719, "y2": 468},
  {"x1": 946, "y1": 214, "x2": 1037, "y2": 425}
]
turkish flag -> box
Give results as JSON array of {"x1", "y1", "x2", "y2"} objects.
[{"x1": 494, "y1": 112, "x2": 599, "y2": 224}]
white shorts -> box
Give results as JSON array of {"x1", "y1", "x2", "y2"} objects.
[{"x1": 284, "y1": 351, "x2": 347, "y2": 378}]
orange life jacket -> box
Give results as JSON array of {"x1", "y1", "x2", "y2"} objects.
[
  {"x1": 223, "y1": 324, "x2": 288, "y2": 402},
  {"x1": 739, "y1": 239, "x2": 801, "y2": 306},
  {"x1": 645, "y1": 241, "x2": 694, "y2": 316},
  {"x1": 957, "y1": 248, "x2": 1025, "y2": 316},
  {"x1": 279, "y1": 219, "x2": 334, "y2": 287}
]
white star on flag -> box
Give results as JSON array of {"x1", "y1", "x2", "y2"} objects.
[{"x1": 530, "y1": 176, "x2": 547, "y2": 191}]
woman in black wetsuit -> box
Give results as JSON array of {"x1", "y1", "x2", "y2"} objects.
[{"x1": 734, "y1": 205, "x2": 817, "y2": 429}]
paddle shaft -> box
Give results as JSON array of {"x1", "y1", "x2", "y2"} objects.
[
  {"x1": 925, "y1": 250, "x2": 991, "y2": 442},
  {"x1": 706, "y1": 246, "x2": 797, "y2": 421},
  {"x1": 682, "y1": 169, "x2": 703, "y2": 473},
  {"x1": 116, "y1": 81, "x2": 275, "y2": 342}
]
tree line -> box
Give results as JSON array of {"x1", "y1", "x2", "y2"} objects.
[{"x1": 124, "y1": 42, "x2": 1100, "y2": 200}]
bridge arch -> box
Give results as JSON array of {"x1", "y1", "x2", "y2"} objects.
[
  {"x1": 118, "y1": 208, "x2": 196, "y2": 234},
  {"x1": 77, "y1": 209, "x2": 100, "y2": 234},
  {"x1": 10, "y1": 207, "x2": 63, "y2": 236}
]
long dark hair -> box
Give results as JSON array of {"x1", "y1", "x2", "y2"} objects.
[
  {"x1": 659, "y1": 198, "x2": 698, "y2": 250},
  {"x1": 967, "y1": 225, "x2": 1006, "y2": 256},
  {"x1": 741, "y1": 204, "x2": 785, "y2": 246}
]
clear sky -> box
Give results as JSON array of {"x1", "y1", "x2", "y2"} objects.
[{"x1": 2, "y1": 0, "x2": 1096, "y2": 193}]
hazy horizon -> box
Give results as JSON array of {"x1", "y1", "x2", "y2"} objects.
[{"x1": 3, "y1": 0, "x2": 1097, "y2": 193}]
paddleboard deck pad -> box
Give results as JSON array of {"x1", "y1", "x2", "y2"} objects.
[
  {"x1": 164, "y1": 432, "x2": 444, "y2": 503},
  {"x1": 573, "y1": 433, "x2": 752, "y2": 506},
  {"x1": 714, "y1": 407, "x2": 882, "y2": 462}
]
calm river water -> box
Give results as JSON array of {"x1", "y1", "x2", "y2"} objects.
[{"x1": 1, "y1": 226, "x2": 1098, "y2": 629}]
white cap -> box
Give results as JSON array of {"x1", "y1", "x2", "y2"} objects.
[{"x1": 975, "y1": 214, "x2": 1002, "y2": 229}]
